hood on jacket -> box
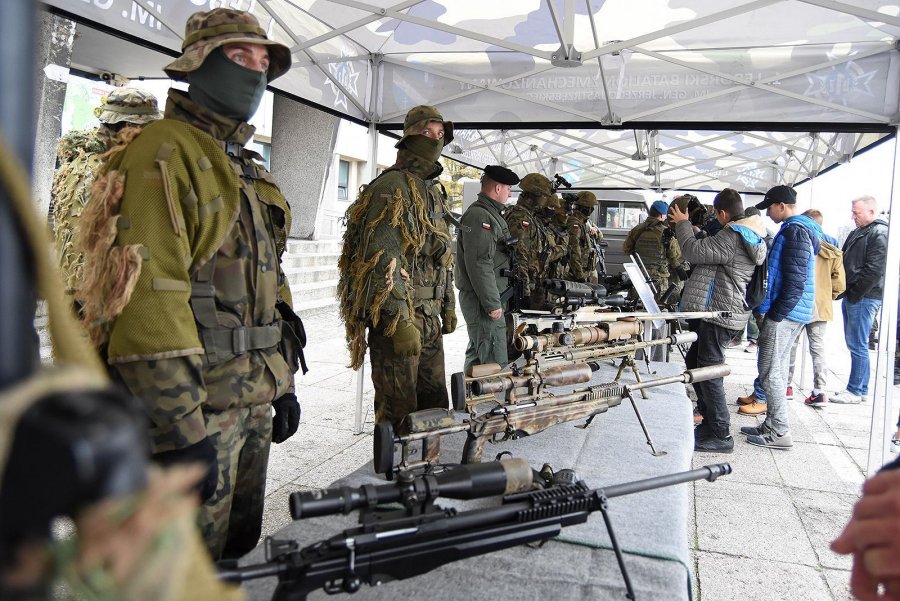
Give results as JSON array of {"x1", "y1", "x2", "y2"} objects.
[
  {"x1": 783, "y1": 214, "x2": 822, "y2": 255},
  {"x1": 818, "y1": 240, "x2": 842, "y2": 260},
  {"x1": 728, "y1": 214, "x2": 768, "y2": 265}
]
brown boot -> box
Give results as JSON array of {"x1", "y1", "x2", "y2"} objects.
[
  {"x1": 738, "y1": 400, "x2": 768, "y2": 415},
  {"x1": 737, "y1": 392, "x2": 757, "y2": 406}
]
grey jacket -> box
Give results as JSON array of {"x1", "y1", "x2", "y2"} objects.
[{"x1": 675, "y1": 215, "x2": 768, "y2": 331}]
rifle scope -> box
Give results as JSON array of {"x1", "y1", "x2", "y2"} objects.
[{"x1": 289, "y1": 458, "x2": 533, "y2": 519}]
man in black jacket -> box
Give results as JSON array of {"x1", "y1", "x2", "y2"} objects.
[{"x1": 832, "y1": 196, "x2": 888, "y2": 404}]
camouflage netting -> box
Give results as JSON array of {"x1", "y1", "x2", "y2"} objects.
[
  {"x1": 51, "y1": 127, "x2": 117, "y2": 292},
  {"x1": 337, "y1": 171, "x2": 446, "y2": 369},
  {"x1": 76, "y1": 128, "x2": 145, "y2": 347}
]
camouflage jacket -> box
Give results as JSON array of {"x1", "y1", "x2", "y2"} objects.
[
  {"x1": 623, "y1": 217, "x2": 685, "y2": 279},
  {"x1": 338, "y1": 151, "x2": 454, "y2": 369},
  {"x1": 540, "y1": 214, "x2": 570, "y2": 279},
  {"x1": 81, "y1": 90, "x2": 296, "y2": 453},
  {"x1": 504, "y1": 201, "x2": 554, "y2": 297},
  {"x1": 567, "y1": 214, "x2": 602, "y2": 282},
  {"x1": 51, "y1": 126, "x2": 118, "y2": 293}
]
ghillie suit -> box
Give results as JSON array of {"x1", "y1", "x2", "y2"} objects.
[{"x1": 337, "y1": 106, "x2": 456, "y2": 431}]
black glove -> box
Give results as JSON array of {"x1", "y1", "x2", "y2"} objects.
[
  {"x1": 152, "y1": 438, "x2": 218, "y2": 502},
  {"x1": 272, "y1": 393, "x2": 301, "y2": 444}
]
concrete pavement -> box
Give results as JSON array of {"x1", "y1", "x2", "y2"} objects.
[{"x1": 264, "y1": 305, "x2": 898, "y2": 600}]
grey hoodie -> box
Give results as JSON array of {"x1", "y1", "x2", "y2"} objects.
[{"x1": 675, "y1": 215, "x2": 769, "y2": 331}]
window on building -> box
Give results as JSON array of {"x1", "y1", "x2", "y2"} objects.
[{"x1": 337, "y1": 159, "x2": 350, "y2": 200}]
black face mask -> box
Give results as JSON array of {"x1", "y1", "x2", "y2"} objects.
[{"x1": 187, "y1": 48, "x2": 267, "y2": 122}]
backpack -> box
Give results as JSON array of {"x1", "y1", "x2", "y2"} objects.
[{"x1": 744, "y1": 262, "x2": 767, "y2": 310}]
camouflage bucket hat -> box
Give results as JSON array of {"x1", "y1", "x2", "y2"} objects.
[
  {"x1": 519, "y1": 173, "x2": 553, "y2": 196},
  {"x1": 395, "y1": 105, "x2": 454, "y2": 148},
  {"x1": 164, "y1": 8, "x2": 291, "y2": 83},
  {"x1": 96, "y1": 87, "x2": 162, "y2": 125},
  {"x1": 575, "y1": 191, "x2": 597, "y2": 208}
]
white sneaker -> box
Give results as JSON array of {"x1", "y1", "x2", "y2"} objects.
[
  {"x1": 891, "y1": 436, "x2": 900, "y2": 454},
  {"x1": 830, "y1": 390, "x2": 863, "y2": 404}
]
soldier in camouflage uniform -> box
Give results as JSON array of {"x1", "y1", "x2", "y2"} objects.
[
  {"x1": 337, "y1": 105, "x2": 457, "y2": 432},
  {"x1": 566, "y1": 191, "x2": 604, "y2": 283},
  {"x1": 456, "y1": 165, "x2": 520, "y2": 372},
  {"x1": 51, "y1": 88, "x2": 161, "y2": 296},
  {"x1": 530, "y1": 185, "x2": 569, "y2": 309},
  {"x1": 77, "y1": 8, "x2": 302, "y2": 560},
  {"x1": 504, "y1": 173, "x2": 564, "y2": 310},
  {"x1": 623, "y1": 200, "x2": 687, "y2": 302}
]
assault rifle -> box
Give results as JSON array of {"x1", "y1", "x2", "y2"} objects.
[
  {"x1": 376, "y1": 364, "x2": 729, "y2": 475},
  {"x1": 219, "y1": 459, "x2": 733, "y2": 601},
  {"x1": 498, "y1": 237, "x2": 525, "y2": 312}
]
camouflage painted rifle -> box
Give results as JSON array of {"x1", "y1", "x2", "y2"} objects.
[
  {"x1": 375, "y1": 365, "x2": 729, "y2": 476},
  {"x1": 220, "y1": 459, "x2": 732, "y2": 601}
]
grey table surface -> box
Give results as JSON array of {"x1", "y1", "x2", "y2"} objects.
[{"x1": 241, "y1": 359, "x2": 703, "y2": 601}]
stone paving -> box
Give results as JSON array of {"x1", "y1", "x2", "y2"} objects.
[{"x1": 264, "y1": 304, "x2": 899, "y2": 601}]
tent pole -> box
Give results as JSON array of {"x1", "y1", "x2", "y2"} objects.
[
  {"x1": 866, "y1": 129, "x2": 900, "y2": 474},
  {"x1": 354, "y1": 55, "x2": 382, "y2": 436}
]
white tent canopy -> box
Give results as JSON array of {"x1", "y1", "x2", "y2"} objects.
[
  {"x1": 46, "y1": 0, "x2": 900, "y2": 192},
  {"x1": 42, "y1": 0, "x2": 900, "y2": 470}
]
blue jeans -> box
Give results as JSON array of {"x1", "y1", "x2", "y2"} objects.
[{"x1": 843, "y1": 297, "x2": 881, "y2": 397}]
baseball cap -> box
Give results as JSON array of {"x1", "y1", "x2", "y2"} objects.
[{"x1": 756, "y1": 185, "x2": 797, "y2": 210}]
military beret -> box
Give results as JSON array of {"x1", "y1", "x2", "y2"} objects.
[
  {"x1": 649, "y1": 200, "x2": 670, "y2": 217},
  {"x1": 483, "y1": 165, "x2": 520, "y2": 186}
]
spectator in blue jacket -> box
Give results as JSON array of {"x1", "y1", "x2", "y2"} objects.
[{"x1": 741, "y1": 185, "x2": 821, "y2": 450}]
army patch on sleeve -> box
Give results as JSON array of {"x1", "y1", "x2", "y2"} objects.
[{"x1": 482, "y1": 223, "x2": 491, "y2": 230}]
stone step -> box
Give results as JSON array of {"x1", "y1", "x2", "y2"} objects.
[
  {"x1": 284, "y1": 265, "x2": 340, "y2": 286},
  {"x1": 282, "y1": 253, "x2": 341, "y2": 269},
  {"x1": 286, "y1": 239, "x2": 343, "y2": 256},
  {"x1": 291, "y1": 296, "x2": 340, "y2": 318},
  {"x1": 289, "y1": 279, "x2": 338, "y2": 303}
]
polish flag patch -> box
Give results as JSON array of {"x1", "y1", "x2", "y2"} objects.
[
  {"x1": 522, "y1": 221, "x2": 530, "y2": 227},
  {"x1": 482, "y1": 223, "x2": 491, "y2": 230}
]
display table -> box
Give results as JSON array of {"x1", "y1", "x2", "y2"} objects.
[{"x1": 241, "y1": 360, "x2": 697, "y2": 600}]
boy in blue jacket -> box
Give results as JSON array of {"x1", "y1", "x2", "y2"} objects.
[{"x1": 741, "y1": 186, "x2": 822, "y2": 450}]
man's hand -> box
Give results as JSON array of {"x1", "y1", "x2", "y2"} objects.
[
  {"x1": 832, "y1": 469, "x2": 900, "y2": 599},
  {"x1": 152, "y1": 438, "x2": 218, "y2": 502},
  {"x1": 669, "y1": 203, "x2": 689, "y2": 224},
  {"x1": 272, "y1": 393, "x2": 301, "y2": 443},
  {"x1": 441, "y1": 309, "x2": 458, "y2": 334},
  {"x1": 487, "y1": 308, "x2": 503, "y2": 320},
  {"x1": 391, "y1": 319, "x2": 422, "y2": 356}
]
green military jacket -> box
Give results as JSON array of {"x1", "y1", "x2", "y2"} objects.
[
  {"x1": 81, "y1": 90, "x2": 296, "y2": 453},
  {"x1": 504, "y1": 199, "x2": 552, "y2": 297},
  {"x1": 337, "y1": 154, "x2": 455, "y2": 369},
  {"x1": 456, "y1": 193, "x2": 511, "y2": 312},
  {"x1": 623, "y1": 217, "x2": 684, "y2": 279}
]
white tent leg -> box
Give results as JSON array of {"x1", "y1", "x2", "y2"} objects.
[{"x1": 866, "y1": 131, "x2": 900, "y2": 474}]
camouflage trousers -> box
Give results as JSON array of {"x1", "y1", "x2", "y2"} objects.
[
  {"x1": 368, "y1": 312, "x2": 448, "y2": 433},
  {"x1": 459, "y1": 289, "x2": 508, "y2": 373},
  {"x1": 199, "y1": 403, "x2": 272, "y2": 560}
]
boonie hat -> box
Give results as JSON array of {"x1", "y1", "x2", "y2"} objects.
[
  {"x1": 96, "y1": 87, "x2": 162, "y2": 125},
  {"x1": 395, "y1": 105, "x2": 454, "y2": 148},
  {"x1": 164, "y1": 8, "x2": 291, "y2": 82}
]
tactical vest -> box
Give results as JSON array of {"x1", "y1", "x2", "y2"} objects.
[
  {"x1": 189, "y1": 141, "x2": 306, "y2": 372},
  {"x1": 632, "y1": 221, "x2": 669, "y2": 277}
]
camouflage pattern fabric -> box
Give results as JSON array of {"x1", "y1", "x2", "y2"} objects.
[
  {"x1": 164, "y1": 7, "x2": 291, "y2": 82},
  {"x1": 623, "y1": 217, "x2": 686, "y2": 300},
  {"x1": 368, "y1": 312, "x2": 448, "y2": 432},
  {"x1": 80, "y1": 89, "x2": 297, "y2": 557},
  {"x1": 456, "y1": 192, "x2": 512, "y2": 371},
  {"x1": 503, "y1": 192, "x2": 558, "y2": 303},
  {"x1": 51, "y1": 126, "x2": 114, "y2": 293},
  {"x1": 337, "y1": 144, "x2": 454, "y2": 429},
  {"x1": 567, "y1": 212, "x2": 602, "y2": 283},
  {"x1": 199, "y1": 404, "x2": 271, "y2": 560},
  {"x1": 530, "y1": 202, "x2": 569, "y2": 309},
  {"x1": 96, "y1": 87, "x2": 162, "y2": 126}
]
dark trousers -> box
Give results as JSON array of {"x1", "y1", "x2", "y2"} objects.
[{"x1": 686, "y1": 320, "x2": 738, "y2": 439}]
